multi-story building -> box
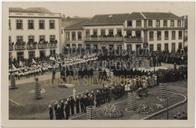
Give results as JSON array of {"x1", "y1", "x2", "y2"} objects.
[
  {"x1": 63, "y1": 12, "x2": 187, "y2": 53},
  {"x1": 9, "y1": 8, "x2": 61, "y2": 61}
]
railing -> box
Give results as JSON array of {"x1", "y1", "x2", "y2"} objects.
[
  {"x1": 48, "y1": 43, "x2": 57, "y2": 48},
  {"x1": 38, "y1": 43, "x2": 48, "y2": 49},
  {"x1": 27, "y1": 44, "x2": 37, "y2": 50},
  {"x1": 15, "y1": 45, "x2": 26, "y2": 50},
  {"x1": 9, "y1": 44, "x2": 14, "y2": 51},
  {"x1": 124, "y1": 37, "x2": 143, "y2": 43},
  {"x1": 9, "y1": 42, "x2": 14, "y2": 51},
  {"x1": 85, "y1": 37, "x2": 123, "y2": 42}
]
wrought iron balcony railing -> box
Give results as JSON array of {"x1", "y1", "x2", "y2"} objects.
[{"x1": 85, "y1": 37, "x2": 123, "y2": 42}]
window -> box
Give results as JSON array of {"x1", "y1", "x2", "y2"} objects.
[
  {"x1": 9, "y1": 19, "x2": 11, "y2": 30},
  {"x1": 117, "y1": 29, "x2": 122, "y2": 36},
  {"x1": 100, "y1": 29, "x2": 105, "y2": 36},
  {"x1": 127, "y1": 44, "x2": 132, "y2": 51},
  {"x1": 28, "y1": 20, "x2": 34, "y2": 29},
  {"x1": 66, "y1": 44, "x2": 70, "y2": 48},
  {"x1": 148, "y1": 20, "x2": 153, "y2": 27},
  {"x1": 86, "y1": 29, "x2": 90, "y2": 37},
  {"x1": 157, "y1": 44, "x2": 161, "y2": 51},
  {"x1": 157, "y1": 31, "x2": 161, "y2": 40},
  {"x1": 136, "y1": 31, "x2": 141, "y2": 38},
  {"x1": 170, "y1": 20, "x2": 174, "y2": 27},
  {"x1": 149, "y1": 31, "x2": 154, "y2": 41},
  {"x1": 126, "y1": 30, "x2": 132, "y2": 37},
  {"x1": 156, "y1": 20, "x2": 160, "y2": 27},
  {"x1": 172, "y1": 43, "x2": 176, "y2": 52},
  {"x1": 108, "y1": 29, "x2": 113, "y2": 36},
  {"x1": 9, "y1": 36, "x2": 11, "y2": 42},
  {"x1": 136, "y1": 20, "x2": 141, "y2": 27},
  {"x1": 177, "y1": 20, "x2": 181, "y2": 27},
  {"x1": 16, "y1": 36, "x2": 23, "y2": 42},
  {"x1": 149, "y1": 44, "x2": 154, "y2": 51},
  {"x1": 39, "y1": 35, "x2": 45, "y2": 41},
  {"x1": 72, "y1": 32, "x2": 76, "y2": 41},
  {"x1": 163, "y1": 20, "x2": 167, "y2": 27},
  {"x1": 164, "y1": 31, "x2": 169, "y2": 40},
  {"x1": 78, "y1": 32, "x2": 82, "y2": 40},
  {"x1": 49, "y1": 20, "x2": 55, "y2": 29},
  {"x1": 172, "y1": 31, "x2": 176, "y2": 40},
  {"x1": 127, "y1": 20, "x2": 132, "y2": 26},
  {"x1": 50, "y1": 35, "x2": 55, "y2": 42},
  {"x1": 164, "y1": 43, "x2": 169, "y2": 51},
  {"x1": 78, "y1": 44, "x2": 82, "y2": 48},
  {"x1": 178, "y1": 31, "x2": 182, "y2": 39},
  {"x1": 65, "y1": 32, "x2": 70, "y2": 41},
  {"x1": 178, "y1": 42, "x2": 182, "y2": 49},
  {"x1": 109, "y1": 45, "x2": 114, "y2": 51},
  {"x1": 16, "y1": 19, "x2": 23, "y2": 29},
  {"x1": 39, "y1": 20, "x2": 45, "y2": 29},
  {"x1": 28, "y1": 51, "x2": 35, "y2": 59},
  {"x1": 117, "y1": 45, "x2": 122, "y2": 50},
  {"x1": 92, "y1": 29, "x2": 97, "y2": 37},
  {"x1": 28, "y1": 35, "x2": 34, "y2": 42},
  {"x1": 72, "y1": 44, "x2": 76, "y2": 48}
]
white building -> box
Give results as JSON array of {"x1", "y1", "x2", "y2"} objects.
[
  {"x1": 9, "y1": 8, "x2": 61, "y2": 61},
  {"x1": 63, "y1": 12, "x2": 187, "y2": 53}
]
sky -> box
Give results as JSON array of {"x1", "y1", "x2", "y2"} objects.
[{"x1": 4, "y1": 2, "x2": 194, "y2": 17}]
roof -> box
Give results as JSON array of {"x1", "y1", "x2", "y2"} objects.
[
  {"x1": 141, "y1": 12, "x2": 181, "y2": 19},
  {"x1": 83, "y1": 13, "x2": 130, "y2": 26},
  {"x1": 62, "y1": 17, "x2": 90, "y2": 28},
  {"x1": 9, "y1": 7, "x2": 52, "y2": 14},
  {"x1": 127, "y1": 12, "x2": 144, "y2": 20},
  {"x1": 64, "y1": 19, "x2": 90, "y2": 30}
]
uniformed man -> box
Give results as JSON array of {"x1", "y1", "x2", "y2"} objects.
[
  {"x1": 64, "y1": 101, "x2": 70, "y2": 120},
  {"x1": 60, "y1": 100, "x2": 65, "y2": 119},
  {"x1": 48, "y1": 104, "x2": 53, "y2": 120},
  {"x1": 75, "y1": 95, "x2": 80, "y2": 114}
]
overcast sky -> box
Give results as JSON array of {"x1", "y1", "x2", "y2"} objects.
[{"x1": 4, "y1": 2, "x2": 194, "y2": 17}]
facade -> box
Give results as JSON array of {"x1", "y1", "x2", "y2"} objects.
[
  {"x1": 9, "y1": 8, "x2": 61, "y2": 61},
  {"x1": 63, "y1": 12, "x2": 187, "y2": 53}
]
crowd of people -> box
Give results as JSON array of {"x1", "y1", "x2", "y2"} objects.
[{"x1": 48, "y1": 84, "x2": 125, "y2": 120}]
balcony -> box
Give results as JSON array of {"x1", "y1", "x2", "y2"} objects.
[
  {"x1": 85, "y1": 36, "x2": 123, "y2": 42},
  {"x1": 38, "y1": 41, "x2": 48, "y2": 49},
  {"x1": 27, "y1": 42, "x2": 37, "y2": 50},
  {"x1": 124, "y1": 37, "x2": 143, "y2": 43},
  {"x1": 38, "y1": 43, "x2": 48, "y2": 49},
  {"x1": 9, "y1": 42, "x2": 14, "y2": 51},
  {"x1": 48, "y1": 43, "x2": 57, "y2": 49},
  {"x1": 15, "y1": 42, "x2": 26, "y2": 50}
]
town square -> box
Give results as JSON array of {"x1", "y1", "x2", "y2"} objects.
[{"x1": 7, "y1": 3, "x2": 188, "y2": 120}]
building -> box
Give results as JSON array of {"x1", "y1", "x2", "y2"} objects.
[
  {"x1": 9, "y1": 7, "x2": 61, "y2": 61},
  {"x1": 63, "y1": 12, "x2": 187, "y2": 53}
]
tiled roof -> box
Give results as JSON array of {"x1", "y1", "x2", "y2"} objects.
[
  {"x1": 62, "y1": 17, "x2": 90, "y2": 28},
  {"x1": 9, "y1": 7, "x2": 52, "y2": 13},
  {"x1": 64, "y1": 19, "x2": 90, "y2": 30},
  {"x1": 83, "y1": 13, "x2": 130, "y2": 26},
  {"x1": 142, "y1": 12, "x2": 181, "y2": 19},
  {"x1": 127, "y1": 12, "x2": 144, "y2": 20}
]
